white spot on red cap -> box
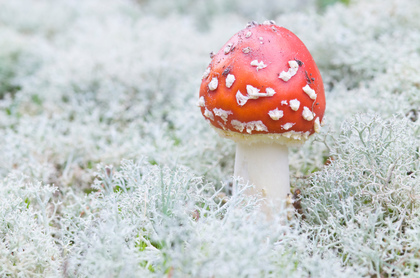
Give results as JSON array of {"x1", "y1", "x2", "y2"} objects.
[
  {"x1": 236, "y1": 86, "x2": 276, "y2": 107},
  {"x1": 231, "y1": 120, "x2": 245, "y2": 132},
  {"x1": 226, "y1": 74, "x2": 235, "y2": 88},
  {"x1": 303, "y1": 84, "x2": 317, "y2": 100},
  {"x1": 208, "y1": 77, "x2": 218, "y2": 91},
  {"x1": 224, "y1": 43, "x2": 233, "y2": 54},
  {"x1": 246, "y1": 85, "x2": 276, "y2": 99},
  {"x1": 302, "y1": 106, "x2": 315, "y2": 121},
  {"x1": 204, "y1": 108, "x2": 214, "y2": 121},
  {"x1": 289, "y1": 99, "x2": 300, "y2": 111},
  {"x1": 246, "y1": 85, "x2": 260, "y2": 98},
  {"x1": 279, "y1": 60, "x2": 299, "y2": 81},
  {"x1": 265, "y1": 88, "x2": 276, "y2": 96},
  {"x1": 245, "y1": 121, "x2": 268, "y2": 133},
  {"x1": 202, "y1": 68, "x2": 210, "y2": 80},
  {"x1": 197, "y1": 96, "x2": 205, "y2": 107},
  {"x1": 242, "y1": 47, "x2": 251, "y2": 54},
  {"x1": 268, "y1": 108, "x2": 284, "y2": 120},
  {"x1": 282, "y1": 123, "x2": 295, "y2": 130},
  {"x1": 213, "y1": 108, "x2": 232, "y2": 123},
  {"x1": 245, "y1": 31, "x2": 252, "y2": 38},
  {"x1": 250, "y1": 60, "x2": 267, "y2": 71},
  {"x1": 231, "y1": 120, "x2": 268, "y2": 134},
  {"x1": 236, "y1": 90, "x2": 249, "y2": 106}
]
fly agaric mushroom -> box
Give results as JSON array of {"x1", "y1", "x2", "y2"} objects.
[{"x1": 198, "y1": 21, "x2": 326, "y2": 210}]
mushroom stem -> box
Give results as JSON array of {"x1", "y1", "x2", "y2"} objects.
[{"x1": 234, "y1": 141, "x2": 290, "y2": 209}]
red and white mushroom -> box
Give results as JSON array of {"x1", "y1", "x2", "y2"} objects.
[{"x1": 198, "y1": 21, "x2": 326, "y2": 211}]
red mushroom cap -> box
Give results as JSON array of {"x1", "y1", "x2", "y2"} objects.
[{"x1": 198, "y1": 22, "x2": 326, "y2": 145}]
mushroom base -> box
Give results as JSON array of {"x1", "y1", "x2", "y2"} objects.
[
  {"x1": 234, "y1": 141, "x2": 290, "y2": 211},
  {"x1": 214, "y1": 127, "x2": 310, "y2": 147}
]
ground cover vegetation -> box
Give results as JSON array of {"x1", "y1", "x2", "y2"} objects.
[{"x1": 0, "y1": 0, "x2": 419, "y2": 276}]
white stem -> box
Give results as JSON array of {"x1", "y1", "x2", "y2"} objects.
[{"x1": 234, "y1": 141, "x2": 290, "y2": 207}]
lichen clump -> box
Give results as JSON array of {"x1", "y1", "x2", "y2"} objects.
[{"x1": 0, "y1": 0, "x2": 419, "y2": 277}]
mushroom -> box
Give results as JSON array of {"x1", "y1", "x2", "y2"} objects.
[{"x1": 198, "y1": 22, "x2": 326, "y2": 212}]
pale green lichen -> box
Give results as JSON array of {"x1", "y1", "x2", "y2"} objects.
[{"x1": 0, "y1": 0, "x2": 419, "y2": 276}]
